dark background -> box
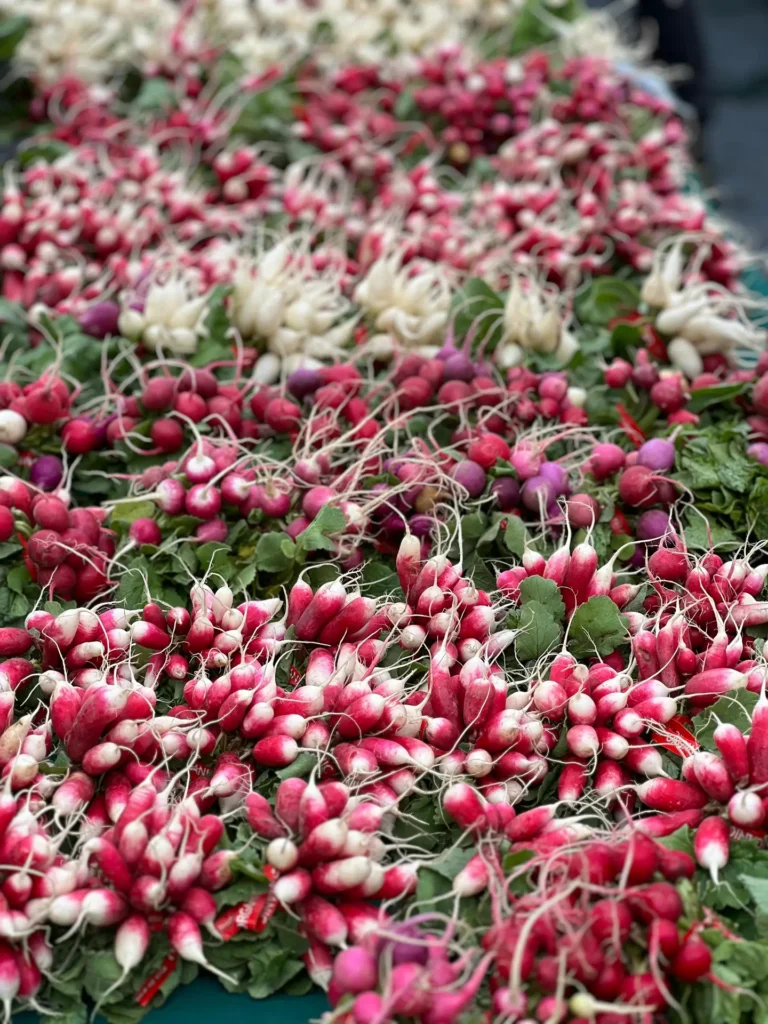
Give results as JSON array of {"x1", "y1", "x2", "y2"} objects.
[
  {"x1": 695, "y1": 0, "x2": 768, "y2": 250},
  {"x1": 588, "y1": 0, "x2": 768, "y2": 250}
]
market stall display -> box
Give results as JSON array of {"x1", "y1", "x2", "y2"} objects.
[{"x1": 0, "y1": 3, "x2": 765, "y2": 1023}]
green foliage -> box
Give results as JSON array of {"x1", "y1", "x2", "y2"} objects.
[
  {"x1": 574, "y1": 277, "x2": 641, "y2": 327},
  {"x1": 0, "y1": 15, "x2": 29, "y2": 58},
  {"x1": 295, "y1": 505, "x2": 346, "y2": 553},
  {"x1": 450, "y1": 278, "x2": 505, "y2": 352},
  {"x1": 678, "y1": 421, "x2": 768, "y2": 547},
  {"x1": 254, "y1": 532, "x2": 296, "y2": 572},
  {"x1": 568, "y1": 596, "x2": 629, "y2": 658}
]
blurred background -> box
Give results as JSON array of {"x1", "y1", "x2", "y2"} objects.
[{"x1": 589, "y1": 0, "x2": 768, "y2": 250}]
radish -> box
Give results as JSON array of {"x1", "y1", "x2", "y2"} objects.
[
  {"x1": 685, "y1": 668, "x2": 747, "y2": 704},
  {"x1": 0, "y1": 631, "x2": 32, "y2": 657},
  {"x1": 295, "y1": 581, "x2": 347, "y2": 640},
  {"x1": 168, "y1": 912, "x2": 235, "y2": 983},
  {"x1": 274, "y1": 869, "x2": 313, "y2": 905},
  {"x1": 312, "y1": 856, "x2": 372, "y2": 894},
  {"x1": 748, "y1": 688, "x2": 768, "y2": 785},
  {"x1": 0, "y1": 943, "x2": 19, "y2": 1017},
  {"x1": 636, "y1": 779, "x2": 708, "y2": 813},
  {"x1": 332, "y1": 946, "x2": 378, "y2": 995},
  {"x1": 618, "y1": 465, "x2": 659, "y2": 508},
  {"x1": 299, "y1": 895, "x2": 348, "y2": 947},
  {"x1": 694, "y1": 815, "x2": 730, "y2": 883},
  {"x1": 454, "y1": 854, "x2": 490, "y2": 896},
  {"x1": 727, "y1": 790, "x2": 764, "y2": 828},
  {"x1": 91, "y1": 914, "x2": 151, "y2": 1014},
  {"x1": 692, "y1": 751, "x2": 734, "y2": 803}
]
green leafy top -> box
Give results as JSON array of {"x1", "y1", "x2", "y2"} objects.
[{"x1": 568, "y1": 596, "x2": 629, "y2": 658}]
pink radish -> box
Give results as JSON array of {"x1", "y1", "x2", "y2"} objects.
[
  {"x1": 252, "y1": 736, "x2": 298, "y2": 767},
  {"x1": 312, "y1": 856, "x2": 371, "y2": 894},
  {"x1": 168, "y1": 912, "x2": 235, "y2": 983},
  {"x1": 82, "y1": 837, "x2": 133, "y2": 893},
  {"x1": 332, "y1": 945, "x2": 378, "y2": 995},
  {"x1": 299, "y1": 895, "x2": 348, "y2": 947},
  {"x1": 294, "y1": 582, "x2": 347, "y2": 641},
  {"x1": 454, "y1": 854, "x2": 490, "y2": 896},
  {"x1": 636, "y1": 779, "x2": 708, "y2": 812},
  {"x1": 199, "y1": 850, "x2": 237, "y2": 890},
  {"x1": 443, "y1": 783, "x2": 487, "y2": 831},
  {"x1": 670, "y1": 938, "x2": 712, "y2": 982},
  {"x1": 713, "y1": 722, "x2": 750, "y2": 784},
  {"x1": 274, "y1": 869, "x2": 313, "y2": 905},
  {"x1": 504, "y1": 805, "x2": 556, "y2": 842},
  {"x1": 0, "y1": 943, "x2": 19, "y2": 1016},
  {"x1": 567, "y1": 725, "x2": 600, "y2": 758},
  {"x1": 692, "y1": 751, "x2": 734, "y2": 803},
  {"x1": 92, "y1": 914, "x2": 151, "y2": 1014},
  {"x1": 728, "y1": 791, "x2": 764, "y2": 828},
  {"x1": 424, "y1": 952, "x2": 492, "y2": 1023},
  {"x1": 748, "y1": 689, "x2": 768, "y2": 785},
  {"x1": 52, "y1": 772, "x2": 95, "y2": 816},
  {"x1": 694, "y1": 815, "x2": 730, "y2": 883}
]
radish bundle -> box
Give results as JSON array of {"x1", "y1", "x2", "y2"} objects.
[{"x1": 1, "y1": 2, "x2": 768, "y2": 1022}]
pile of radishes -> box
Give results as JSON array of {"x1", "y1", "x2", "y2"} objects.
[{"x1": 3, "y1": 3, "x2": 768, "y2": 1022}]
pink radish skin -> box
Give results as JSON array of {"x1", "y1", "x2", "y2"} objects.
[
  {"x1": 181, "y1": 888, "x2": 218, "y2": 930},
  {"x1": 629, "y1": 881, "x2": 684, "y2": 924},
  {"x1": 558, "y1": 757, "x2": 588, "y2": 802},
  {"x1": 299, "y1": 819, "x2": 348, "y2": 863},
  {"x1": 252, "y1": 736, "x2": 299, "y2": 767},
  {"x1": 273, "y1": 869, "x2": 313, "y2": 905},
  {"x1": 312, "y1": 856, "x2": 371, "y2": 894},
  {"x1": 303, "y1": 936, "x2": 333, "y2": 990},
  {"x1": 295, "y1": 582, "x2": 347, "y2": 641},
  {"x1": 275, "y1": 778, "x2": 307, "y2": 831},
  {"x1": 505, "y1": 805, "x2": 556, "y2": 842},
  {"x1": 0, "y1": 943, "x2": 19, "y2": 1012},
  {"x1": 728, "y1": 790, "x2": 764, "y2": 828},
  {"x1": 332, "y1": 946, "x2": 378, "y2": 995},
  {"x1": 318, "y1": 781, "x2": 349, "y2": 818},
  {"x1": 65, "y1": 686, "x2": 130, "y2": 762},
  {"x1": 287, "y1": 579, "x2": 314, "y2": 627},
  {"x1": 83, "y1": 838, "x2": 133, "y2": 893},
  {"x1": 635, "y1": 809, "x2": 705, "y2": 837},
  {"x1": 244, "y1": 792, "x2": 285, "y2": 839},
  {"x1": 50, "y1": 683, "x2": 83, "y2": 740},
  {"x1": 684, "y1": 668, "x2": 748, "y2": 706},
  {"x1": 694, "y1": 815, "x2": 730, "y2": 883},
  {"x1": 563, "y1": 541, "x2": 598, "y2": 605},
  {"x1": 454, "y1": 854, "x2": 490, "y2": 896},
  {"x1": 443, "y1": 783, "x2": 487, "y2": 830},
  {"x1": 533, "y1": 680, "x2": 567, "y2": 721},
  {"x1": 671, "y1": 938, "x2": 712, "y2": 982},
  {"x1": 748, "y1": 690, "x2": 768, "y2": 785},
  {"x1": 424, "y1": 953, "x2": 492, "y2": 1024},
  {"x1": 199, "y1": 850, "x2": 236, "y2": 890},
  {"x1": 299, "y1": 895, "x2": 348, "y2": 947},
  {"x1": 168, "y1": 912, "x2": 234, "y2": 983},
  {"x1": 624, "y1": 743, "x2": 665, "y2": 777},
  {"x1": 567, "y1": 725, "x2": 600, "y2": 758},
  {"x1": 594, "y1": 728, "x2": 630, "y2": 761},
  {"x1": 128, "y1": 876, "x2": 165, "y2": 914},
  {"x1": 636, "y1": 779, "x2": 708, "y2": 812},
  {"x1": 299, "y1": 780, "x2": 333, "y2": 835},
  {"x1": 692, "y1": 751, "x2": 735, "y2": 803},
  {"x1": 52, "y1": 772, "x2": 95, "y2": 816}
]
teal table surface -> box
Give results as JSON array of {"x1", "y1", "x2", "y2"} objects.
[{"x1": 17, "y1": 979, "x2": 329, "y2": 1024}]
